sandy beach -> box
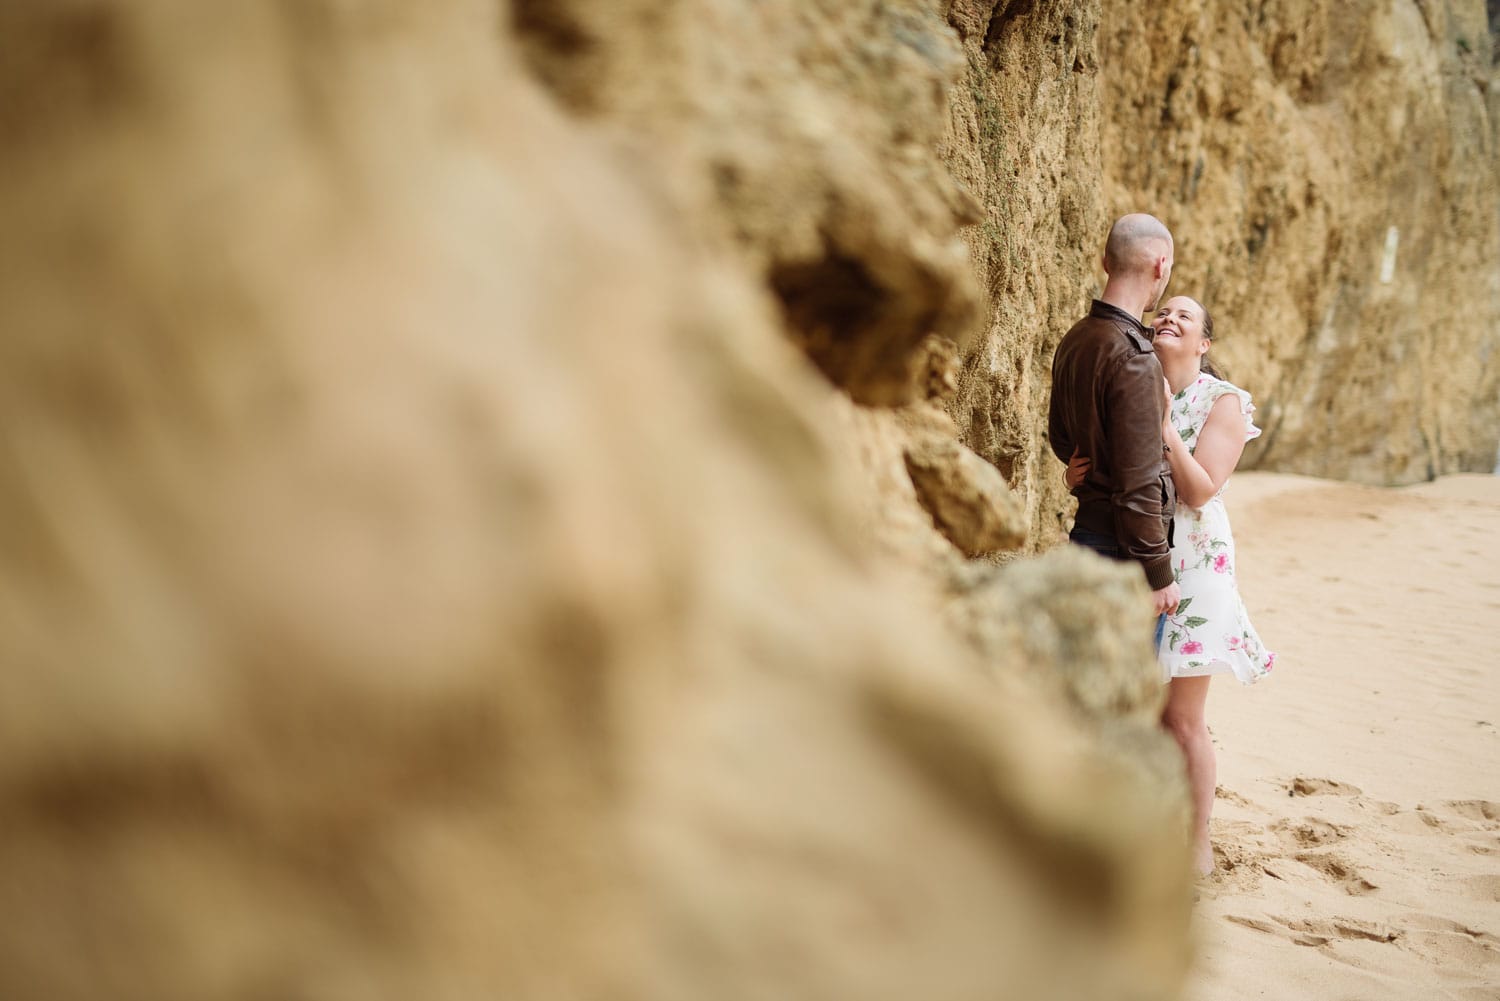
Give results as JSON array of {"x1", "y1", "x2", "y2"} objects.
[{"x1": 1185, "y1": 472, "x2": 1500, "y2": 1000}]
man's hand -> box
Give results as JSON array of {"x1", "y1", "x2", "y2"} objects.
[{"x1": 1150, "y1": 581, "x2": 1181, "y2": 616}]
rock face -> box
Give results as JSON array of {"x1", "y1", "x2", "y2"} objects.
[
  {"x1": 943, "y1": 0, "x2": 1115, "y2": 548},
  {"x1": 0, "y1": 4, "x2": 1186, "y2": 1001},
  {"x1": 515, "y1": 0, "x2": 983, "y2": 409},
  {"x1": 1096, "y1": 1, "x2": 1500, "y2": 485},
  {"x1": 905, "y1": 434, "x2": 1029, "y2": 555},
  {"x1": 1, "y1": 1, "x2": 1494, "y2": 1000},
  {"x1": 947, "y1": 0, "x2": 1500, "y2": 541}
]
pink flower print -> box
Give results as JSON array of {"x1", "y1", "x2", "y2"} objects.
[
  {"x1": 1265, "y1": 652, "x2": 1277, "y2": 671},
  {"x1": 1181, "y1": 641, "x2": 1203, "y2": 655},
  {"x1": 1227, "y1": 635, "x2": 1242, "y2": 649},
  {"x1": 1212, "y1": 553, "x2": 1229, "y2": 573}
]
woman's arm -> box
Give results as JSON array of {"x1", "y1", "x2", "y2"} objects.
[
  {"x1": 1166, "y1": 393, "x2": 1249, "y2": 509},
  {"x1": 1063, "y1": 449, "x2": 1089, "y2": 489}
]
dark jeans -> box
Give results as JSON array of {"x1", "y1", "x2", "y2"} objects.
[{"x1": 1069, "y1": 529, "x2": 1167, "y2": 649}]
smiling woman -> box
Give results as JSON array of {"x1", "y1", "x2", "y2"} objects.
[
  {"x1": 1152, "y1": 294, "x2": 1276, "y2": 876},
  {"x1": 1154, "y1": 296, "x2": 1221, "y2": 380}
]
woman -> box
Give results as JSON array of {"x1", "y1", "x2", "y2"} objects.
[{"x1": 1068, "y1": 294, "x2": 1275, "y2": 877}]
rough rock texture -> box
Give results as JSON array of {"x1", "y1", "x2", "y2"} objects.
[
  {"x1": 942, "y1": 0, "x2": 1112, "y2": 549},
  {"x1": 905, "y1": 434, "x2": 1029, "y2": 555},
  {"x1": 904, "y1": 334, "x2": 1029, "y2": 555},
  {"x1": 961, "y1": 547, "x2": 1173, "y2": 729},
  {"x1": 1096, "y1": 0, "x2": 1500, "y2": 484}
]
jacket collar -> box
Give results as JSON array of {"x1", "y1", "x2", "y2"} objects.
[{"x1": 1089, "y1": 299, "x2": 1155, "y2": 349}]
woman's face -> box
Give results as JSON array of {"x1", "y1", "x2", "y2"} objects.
[{"x1": 1151, "y1": 296, "x2": 1209, "y2": 363}]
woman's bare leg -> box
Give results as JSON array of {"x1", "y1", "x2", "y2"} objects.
[{"x1": 1162, "y1": 675, "x2": 1216, "y2": 875}]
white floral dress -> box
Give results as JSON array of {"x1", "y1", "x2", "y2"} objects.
[{"x1": 1159, "y1": 374, "x2": 1276, "y2": 685}]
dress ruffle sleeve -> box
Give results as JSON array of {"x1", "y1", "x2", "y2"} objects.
[{"x1": 1204, "y1": 380, "x2": 1261, "y2": 442}]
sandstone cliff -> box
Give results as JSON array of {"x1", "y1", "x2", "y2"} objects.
[
  {"x1": 1098, "y1": 0, "x2": 1500, "y2": 485},
  {"x1": 948, "y1": 0, "x2": 1500, "y2": 541},
  {"x1": 0, "y1": 4, "x2": 1186, "y2": 1001},
  {"x1": 1, "y1": 2, "x2": 1495, "y2": 1000}
]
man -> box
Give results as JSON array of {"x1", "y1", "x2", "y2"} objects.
[{"x1": 1048, "y1": 213, "x2": 1181, "y2": 624}]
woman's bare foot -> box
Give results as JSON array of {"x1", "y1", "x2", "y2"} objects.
[{"x1": 1193, "y1": 840, "x2": 1215, "y2": 878}]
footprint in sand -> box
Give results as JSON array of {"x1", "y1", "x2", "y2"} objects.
[
  {"x1": 1252, "y1": 847, "x2": 1378, "y2": 896},
  {"x1": 1281, "y1": 915, "x2": 1399, "y2": 945},
  {"x1": 1293, "y1": 850, "x2": 1380, "y2": 895},
  {"x1": 1405, "y1": 806, "x2": 1459, "y2": 834},
  {"x1": 1442, "y1": 799, "x2": 1500, "y2": 825},
  {"x1": 1392, "y1": 919, "x2": 1500, "y2": 981},
  {"x1": 1360, "y1": 797, "x2": 1404, "y2": 816},
  {"x1": 1223, "y1": 914, "x2": 1278, "y2": 934},
  {"x1": 1458, "y1": 873, "x2": 1500, "y2": 902},
  {"x1": 1226, "y1": 910, "x2": 1500, "y2": 984},
  {"x1": 1215, "y1": 785, "x2": 1254, "y2": 808},
  {"x1": 1271, "y1": 816, "x2": 1350, "y2": 849},
  {"x1": 1400, "y1": 913, "x2": 1500, "y2": 944},
  {"x1": 1411, "y1": 802, "x2": 1500, "y2": 853},
  {"x1": 1285, "y1": 776, "x2": 1399, "y2": 813},
  {"x1": 1288, "y1": 776, "x2": 1362, "y2": 797},
  {"x1": 1224, "y1": 913, "x2": 1398, "y2": 949}
]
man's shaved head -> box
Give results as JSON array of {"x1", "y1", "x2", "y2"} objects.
[{"x1": 1103, "y1": 213, "x2": 1173, "y2": 275}]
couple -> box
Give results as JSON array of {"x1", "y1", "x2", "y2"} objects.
[{"x1": 1048, "y1": 213, "x2": 1275, "y2": 877}]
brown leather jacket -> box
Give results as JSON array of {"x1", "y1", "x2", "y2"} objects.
[{"x1": 1048, "y1": 299, "x2": 1176, "y2": 590}]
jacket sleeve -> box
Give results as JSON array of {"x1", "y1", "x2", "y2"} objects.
[
  {"x1": 1103, "y1": 351, "x2": 1175, "y2": 590},
  {"x1": 1047, "y1": 356, "x2": 1073, "y2": 464}
]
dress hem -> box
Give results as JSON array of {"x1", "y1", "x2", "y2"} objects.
[{"x1": 1159, "y1": 655, "x2": 1269, "y2": 686}]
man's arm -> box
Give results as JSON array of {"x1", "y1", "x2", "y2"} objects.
[
  {"x1": 1046, "y1": 359, "x2": 1073, "y2": 464},
  {"x1": 1103, "y1": 352, "x2": 1174, "y2": 590}
]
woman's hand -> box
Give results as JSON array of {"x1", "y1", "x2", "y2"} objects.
[
  {"x1": 1162, "y1": 377, "x2": 1174, "y2": 435},
  {"x1": 1064, "y1": 449, "x2": 1090, "y2": 490}
]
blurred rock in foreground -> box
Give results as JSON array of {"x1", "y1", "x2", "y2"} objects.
[{"x1": 0, "y1": 4, "x2": 1191, "y2": 1001}]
